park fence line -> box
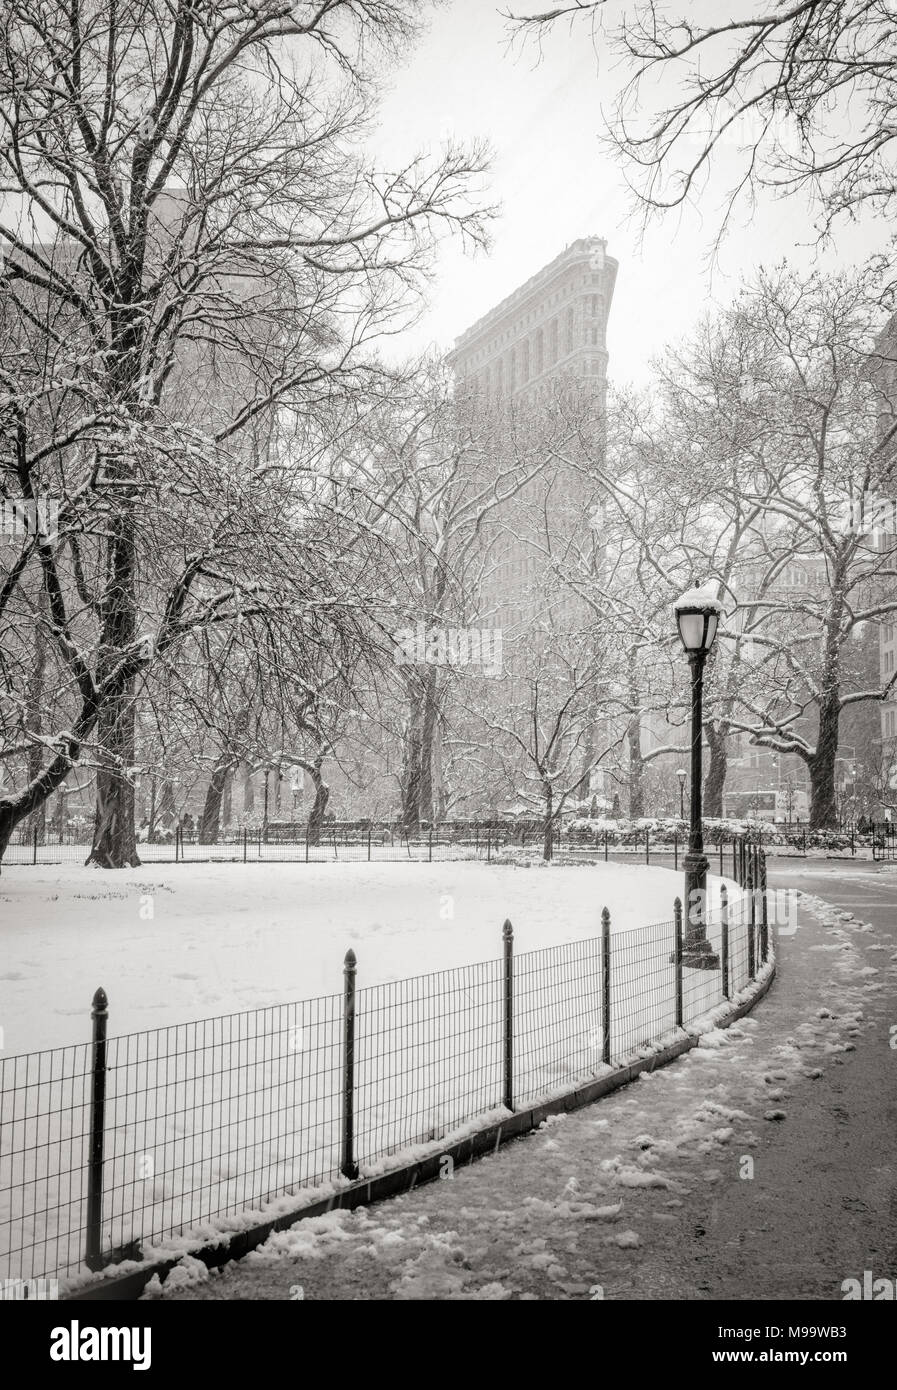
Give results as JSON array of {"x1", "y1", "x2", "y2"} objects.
[
  {"x1": 5, "y1": 817, "x2": 889, "y2": 866},
  {"x1": 1, "y1": 843, "x2": 771, "y2": 1287}
]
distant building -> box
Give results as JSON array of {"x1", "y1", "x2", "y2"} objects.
[
  {"x1": 446, "y1": 239, "x2": 618, "y2": 806},
  {"x1": 447, "y1": 237, "x2": 616, "y2": 629},
  {"x1": 448, "y1": 236, "x2": 618, "y2": 406},
  {"x1": 870, "y1": 315, "x2": 897, "y2": 800}
]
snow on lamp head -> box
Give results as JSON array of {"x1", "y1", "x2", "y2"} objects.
[{"x1": 674, "y1": 582, "x2": 723, "y2": 655}]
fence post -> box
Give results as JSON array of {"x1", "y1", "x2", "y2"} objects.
[
  {"x1": 340, "y1": 950, "x2": 359, "y2": 1180},
  {"x1": 502, "y1": 919, "x2": 514, "y2": 1111},
  {"x1": 673, "y1": 832, "x2": 678, "y2": 872},
  {"x1": 601, "y1": 906, "x2": 611, "y2": 1065},
  {"x1": 645, "y1": 827, "x2": 650, "y2": 865},
  {"x1": 305, "y1": 824, "x2": 309, "y2": 863},
  {"x1": 720, "y1": 884, "x2": 730, "y2": 999},
  {"x1": 428, "y1": 827, "x2": 433, "y2": 863},
  {"x1": 760, "y1": 849, "x2": 769, "y2": 965},
  {"x1": 747, "y1": 849, "x2": 756, "y2": 980},
  {"x1": 604, "y1": 829, "x2": 608, "y2": 862},
  {"x1": 242, "y1": 828, "x2": 247, "y2": 863},
  {"x1": 32, "y1": 823, "x2": 38, "y2": 864},
  {"x1": 719, "y1": 839, "x2": 723, "y2": 877},
  {"x1": 732, "y1": 837, "x2": 737, "y2": 881},
  {"x1": 367, "y1": 825, "x2": 372, "y2": 861},
  {"x1": 850, "y1": 827, "x2": 855, "y2": 857},
  {"x1": 85, "y1": 986, "x2": 109, "y2": 1271},
  {"x1": 674, "y1": 896, "x2": 683, "y2": 1028},
  {"x1": 487, "y1": 827, "x2": 492, "y2": 863},
  {"x1": 802, "y1": 827, "x2": 807, "y2": 854}
]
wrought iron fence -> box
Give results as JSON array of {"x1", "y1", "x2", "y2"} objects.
[
  {"x1": 2, "y1": 815, "x2": 862, "y2": 866},
  {"x1": 1, "y1": 844, "x2": 771, "y2": 1286}
]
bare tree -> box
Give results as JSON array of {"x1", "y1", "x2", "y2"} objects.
[
  {"x1": 0, "y1": 0, "x2": 491, "y2": 865},
  {"x1": 508, "y1": 0, "x2": 897, "y2": 238}
]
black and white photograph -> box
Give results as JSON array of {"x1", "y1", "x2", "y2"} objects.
[{"x1": 0, "y1": 0, "x2": 895, "y2": 1358}]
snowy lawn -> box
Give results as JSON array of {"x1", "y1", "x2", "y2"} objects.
[
  {"x1": 0, "y1": 860, "x2": 738, "y2": 1284},
  {"x1": 0, "y1": 859, "x2": 723, "y2": 1054}
]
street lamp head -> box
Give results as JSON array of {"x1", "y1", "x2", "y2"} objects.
[
  {"x1": 676, "y1": 767, "x2": 686, "y2": 785},
  {"x1": 674, "y1": 583, "x2": 724, "y2": 654}
]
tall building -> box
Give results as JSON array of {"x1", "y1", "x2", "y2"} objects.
[
  {"x1": 444, "y1": 239, "x2": 618, "y2": 812},
  {"x1": 447, "y1": 237, "x2": 617, "y2": 636},
  {"x1": 447, "y1": 236, "x2": 618, "y2": 405}
]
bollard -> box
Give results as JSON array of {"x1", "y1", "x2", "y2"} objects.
[
  {"x1": 340, "y1": 950, "x2": 359, "y2": 1180},
  {"x1": 85, "y1": 987, "x2": 109, "y2": 1271}
]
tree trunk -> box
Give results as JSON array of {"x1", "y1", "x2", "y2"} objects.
[
  {"x1": 627, "y1": 714, "x2": 644, "y2": 818},
  {"x1": 808, "y1": 700, "x2": 839, "y2": 829},
  {"x1": 542, "y1": 780, "x2": 554, "y2": 861},
  {"x1": 703, "y1": 720, "x2": 728, "y2": 818},
  {"x1": 418, "y1": 666, "x2": 439, "y2": 823},
  {"x1": 87, "y1": 505, "x2": 140, "y2": 868},
  {"x1": 24, "y1": 609, "x2": 48, "y2": 846},
  {"x1": 307, "y1": 762, "x2": 330, "y2": 844},
  {"x1": 199, "y1": 763, "x2": 230, "y2": 843},
  {"x1": 400, "y1": 685, "x2": 425, "y2": 831}
]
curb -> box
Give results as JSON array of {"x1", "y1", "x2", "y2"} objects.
[{"x1": 66, "y1": 960, "x2": 776, "y2": 1302}]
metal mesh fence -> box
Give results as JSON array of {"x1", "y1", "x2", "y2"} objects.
[
  {"x1": 355, "y1": 960, "x2": 505, "y2": 1166},
  {"x1": 0, "y1": 1042, "x2": 93, "y2": 1282},
  {"x1": 514, "y1": 937, "x2": 603, "y2": 1106},
  {"x1": 2, "y1": 852, "x2": 769, "y2": 1285}
]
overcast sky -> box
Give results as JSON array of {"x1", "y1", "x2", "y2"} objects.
[{"x1": 371, "y1": 0, "x2": 890, "y2": 386}]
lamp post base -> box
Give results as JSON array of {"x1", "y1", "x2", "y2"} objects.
[
  {"x1": 682, "y1": 850, "x2": 720, "y2": 970},
  {"x1": 682, "y1": 938, "x2": 721, "y2": 971}
]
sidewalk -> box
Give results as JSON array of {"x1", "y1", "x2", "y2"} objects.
[{"x1": 155, "y1": 865, "x2": 897, "y2": 1301}]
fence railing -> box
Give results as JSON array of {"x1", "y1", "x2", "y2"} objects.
[
  {"x1": 1, "y1": 846, "x2": 772, "y2": 1285},
  {"x1": 2, "y1": 817, "x2": 872, "y2": 866}
]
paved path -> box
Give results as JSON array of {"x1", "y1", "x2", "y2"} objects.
[{"x1": 158, "y1": 863, "x2": 897, "y2": 1302}]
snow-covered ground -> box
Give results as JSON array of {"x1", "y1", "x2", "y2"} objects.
[
  {"x1": 153, "y1": 883, "x2": 897, "y2": 1303},
  {"x1": 0, "y1": 860, "x2": 740, "y2": 1284},
  {"x1": 0, "y1": 860, "x2": 724, "y2": 1053}
]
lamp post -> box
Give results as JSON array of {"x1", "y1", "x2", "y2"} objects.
[
  {"x1": 674, "y1": 583, "x2": 723, "y2": 970},
  {"x1": 676, "y1": 767, "x2": 686, "y2": 821}
]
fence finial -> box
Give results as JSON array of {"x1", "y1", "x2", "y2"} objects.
[
  {"x1": 343, "y1": 948, "x2": 356, "y2": 970},
  {"x1": 601, "y1": 906, "x2": 610, "y2": 928},
  {"x1": 502, "y1": 918, "x2": 513, "y2": 940},
  {"x1": 91, "y1": 987, "x2": 108, "y2": 1017}
]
